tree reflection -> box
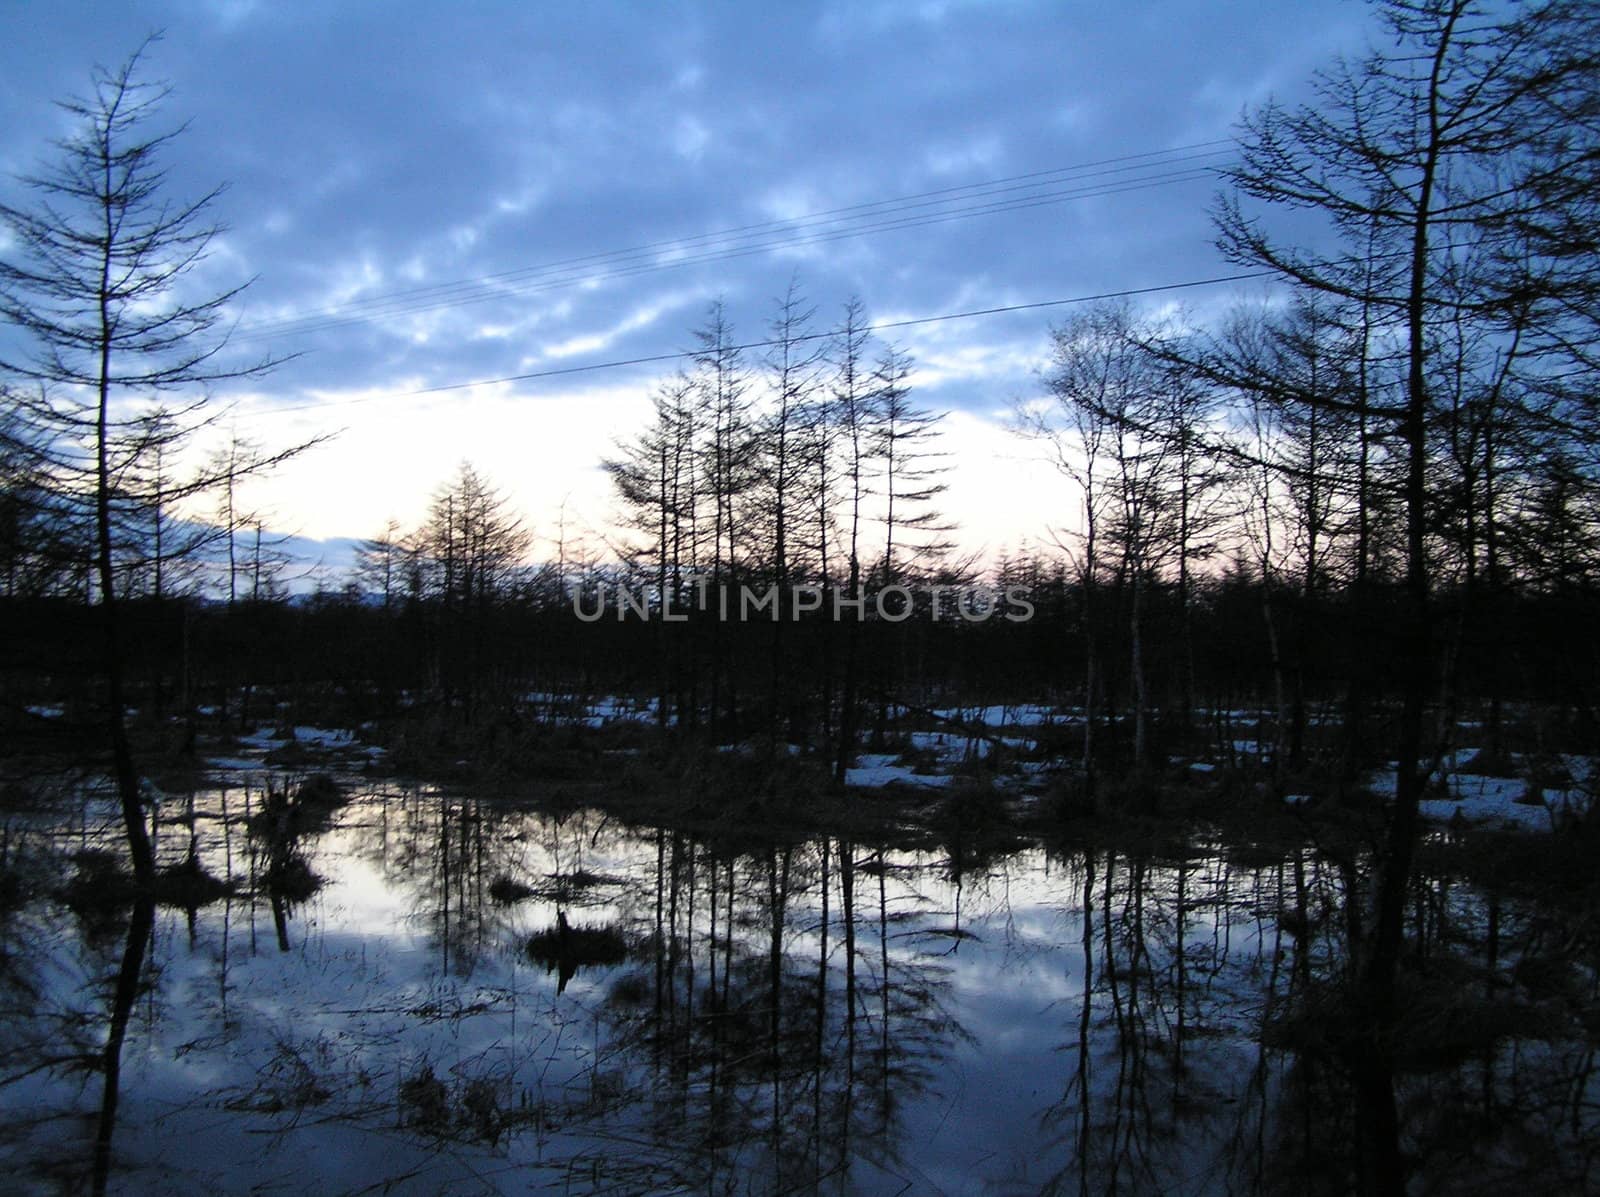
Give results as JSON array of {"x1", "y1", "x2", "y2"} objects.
[
  {"x1": 579, "y1": 827, "x2": 964, "y2": 1194},
  {"x1": 1031, "y1": 829, "x2": 1600, "y2": 1197},
  {"x1": 90, "y1": 894, "x2": 154, "y2": 1197},
  {"x1": 8, "y1": 774, "x2": 1596, "y2": 1195}
]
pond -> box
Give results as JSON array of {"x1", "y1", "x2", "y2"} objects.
[{"x1": 0, "y1": 761, "x2": 1593, "y2": 1195}]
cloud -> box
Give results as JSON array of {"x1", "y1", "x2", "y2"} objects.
[
  {"x1": 0, "y1": 0, "x2": 1374, "y2": 556},
  {"x1": 671, "y1": 114, "x2": 712, "y2": 161}
]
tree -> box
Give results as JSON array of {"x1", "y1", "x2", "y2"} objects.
[
  {"x1": 1483, "y1": 1, "x2": 1600, "y2": 389},
  {"x1": 0, "y1": 43, "x2": 305, "y2": 885},
  {"x1": 867, "y1": 341, "x2": 949, "y2": 741},
  {"x1": 829, "y1": 297, "x2": 879, "y2": 781},
  {"x1": 0, "y1": 393, "x2": 88, "y2": 598},
  {"x1": 1020, "y1": 302, "x2": 1194, "y2": 775},
  {"x1": 691, "y1": 301, "x2": 754, "y2": 732},
  {"x1": 412, "y1": 461, "x2": 529, "y2": 714},
  {"x1": 121, "y1": 408, "x2": 213, "y2": 601},
  {"x1": 605, "y1": 374, "x2": 700, "y2": 727},
  {"x1": 1013, "y1": 311, "x2": 1115, "y2": 781},
  {"x1": 1208, "y1": 298, "x2": 1374, "y2": 769},
  {"x1": 416, "y1": 462, "x2": 528, "y2": 612},
  {"x1": 352, "y1": 518, "x2": 411, "y2": 613},
  {"x1": 756, "y1": 281, "x2": 825, "y2": 737},
  {"x1": 871, "y1": 343, "x2": 950, "y2": 583},
  {"x1": 1211, "y1": 3, "x2": 1582, "y2": 1189}
]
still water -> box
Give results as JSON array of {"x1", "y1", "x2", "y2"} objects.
[{"x1": 0, "y1": 768, "x2": 1589, "y2": 1194}]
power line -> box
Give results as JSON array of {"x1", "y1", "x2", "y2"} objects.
[
  {"x1": 230, "y1": 142, "x2": 1234, "y2": 343},
  {"x1": 233, "y1": 140, "x2": 1231, "y2": 337},
  {"x1": 239, "y1": 166, "x2": 1224, "y2": 343},
  {"x1": 238, "y1": 230, "x2": 1514, "y2": 425},
  {"x1": 247, "y1": 268, "x2": 1279, "y2": 419}
]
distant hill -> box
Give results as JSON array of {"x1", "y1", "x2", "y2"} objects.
[{"x1": 273, "y1": 533, "x2": 365, "y2": 594}]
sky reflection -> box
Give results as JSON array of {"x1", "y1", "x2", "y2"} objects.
[{"x1": 3, "y1": 774, "x2": 1308, "y2": 1194}]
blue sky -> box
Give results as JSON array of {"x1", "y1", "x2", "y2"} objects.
[{"x1": 0, "y1": 1, "x2": 1371, "y2": 562}]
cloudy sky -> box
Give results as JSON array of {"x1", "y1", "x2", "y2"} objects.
[{"x1": 0, "y1": 1, "x2": 1372, "y2": 564}]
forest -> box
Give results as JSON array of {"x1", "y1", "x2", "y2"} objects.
[{"x1": 2, "y1": 2, "x2": 1599, "y2": 1195}]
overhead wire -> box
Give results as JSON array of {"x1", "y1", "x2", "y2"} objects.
[
  {"x1": 247, "y1": 268, "x2": 1281, "y2": 419},
  {"x1": 251, "y1": 166, "x2": 1222, "y2": 340},
  {"x1": 208, "y1": 138, "x2": 1318, "y2": 426},
  {"x1": 229, "y1": 142, "x2": 1235, "y2": 343},
  {"x1": 238, "y1": 232, "x2": 1530, "y2": 423}
]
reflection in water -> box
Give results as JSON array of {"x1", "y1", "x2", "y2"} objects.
[
  {"x1": 0, "y1": 776, "x2": 1595, "y2": 1193},
  {"x1": 91, "y1": 895, "x2": 154, "y2": 1197},
  {"x1": 526, "y1": 911, "x2": 628, "y2": 994}
]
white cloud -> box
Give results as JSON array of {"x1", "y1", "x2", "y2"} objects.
[
  {"x1": 213, "y1": 380, "x2": 651, "y2": 551},
  {"x1": 539, "y1": 291, "x2": 700, "y2": 361}
]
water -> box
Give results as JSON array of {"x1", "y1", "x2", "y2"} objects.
[{"x1": 0, "y1": 769, "x2": 1592, "y2": 1194}]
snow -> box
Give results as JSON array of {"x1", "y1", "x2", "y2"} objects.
[
  {"x1": 929, "y1": 703, "x2": 1056, "y2": 728},
  {"x1": 1418, "y1": 771, "x2": 1551, "y2": 832},
  {"x1": 845, "y1": 753, "x2": 955, "y2": 789},
  {"x1": 530, "y1": 693, "x2": 664, "y2": 727},
  {"x1": 206, "y1": 724, "x2": 384, "y2": 775},
  {"x1": 1366, "y1": 747, "x2": 1598, "y2": 833},
  {"x1": 293, "y1": 725, "x2": 357, "y2": 747},
  {"x1": 236, "y1": 727, "x2": 282, "y2": 749},
  {"x1": 205, "y1": 756, "x2": 261, "y2": 773}
]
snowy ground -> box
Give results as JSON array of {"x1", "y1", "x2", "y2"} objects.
[
  {"x1": 1369, "y1": 750, "x2": 1595, "y2": 834},
  {"x1": 844, "y1": 752, "x2": 956, "y2": 789},
  {"x1": 205, "y1": 723, "x2": 386, "y2": 779},
  {"x1": 929, "y1": 703, "x2": 1062, "y2": 728},
  {"x1": 191, "y1": 697, "x2": 1597, "y2": 835}
]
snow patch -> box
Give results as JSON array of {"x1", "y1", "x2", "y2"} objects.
[{"x1": 846, "y1": 753, "x2": 955, "y2": 789}]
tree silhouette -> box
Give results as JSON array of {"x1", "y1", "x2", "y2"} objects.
[{"x1": 0, "y1": 41, "x2": 309, "y2": 884}]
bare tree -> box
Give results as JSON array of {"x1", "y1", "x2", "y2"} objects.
[
  {"x1": 757, "y1": 281, "x2": 825, "y2": 737},
  {"x1": 830, "y1": 297, "x2": 879, "y2": 781},
  {"x1": 1023, "y1": 302, "x2": 1185, "y2": 774},
  {"x1": 416, "y1": 461, "x2": 529, "y2": 608},
  {"x1": 0, "y1": 43, "x2": 311, "y2": 885},
  {"x1": 692, "y1": 302, "x2": 754, "y2": 732},
  {"x1": 605, "y1": 374, "x2": 702, "y2": 726},
  {"x1": 352, "y1": 518, "x2": 411, "y2": 612},
  {"x1": 871, "y1": 343, "x2": 951, "y2": 584},
  {"x1": 0, "y1": 393, "x2": 89, "y2": 598},
  {"x1": 1212, "y1": 3, "x2": 1579, "y2": 1187},
  {"x1": 1013, "y1": 314, "x2": 1114, "y2": 782}
]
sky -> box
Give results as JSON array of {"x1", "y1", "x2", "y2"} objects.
[{"x1": 0, "y1": 1, "x2": 1373, "y2": 569}]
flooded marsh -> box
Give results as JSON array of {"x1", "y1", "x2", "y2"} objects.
[{"x1": 0, "y1": 752, "x2": 1595, "y2": 1194}]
